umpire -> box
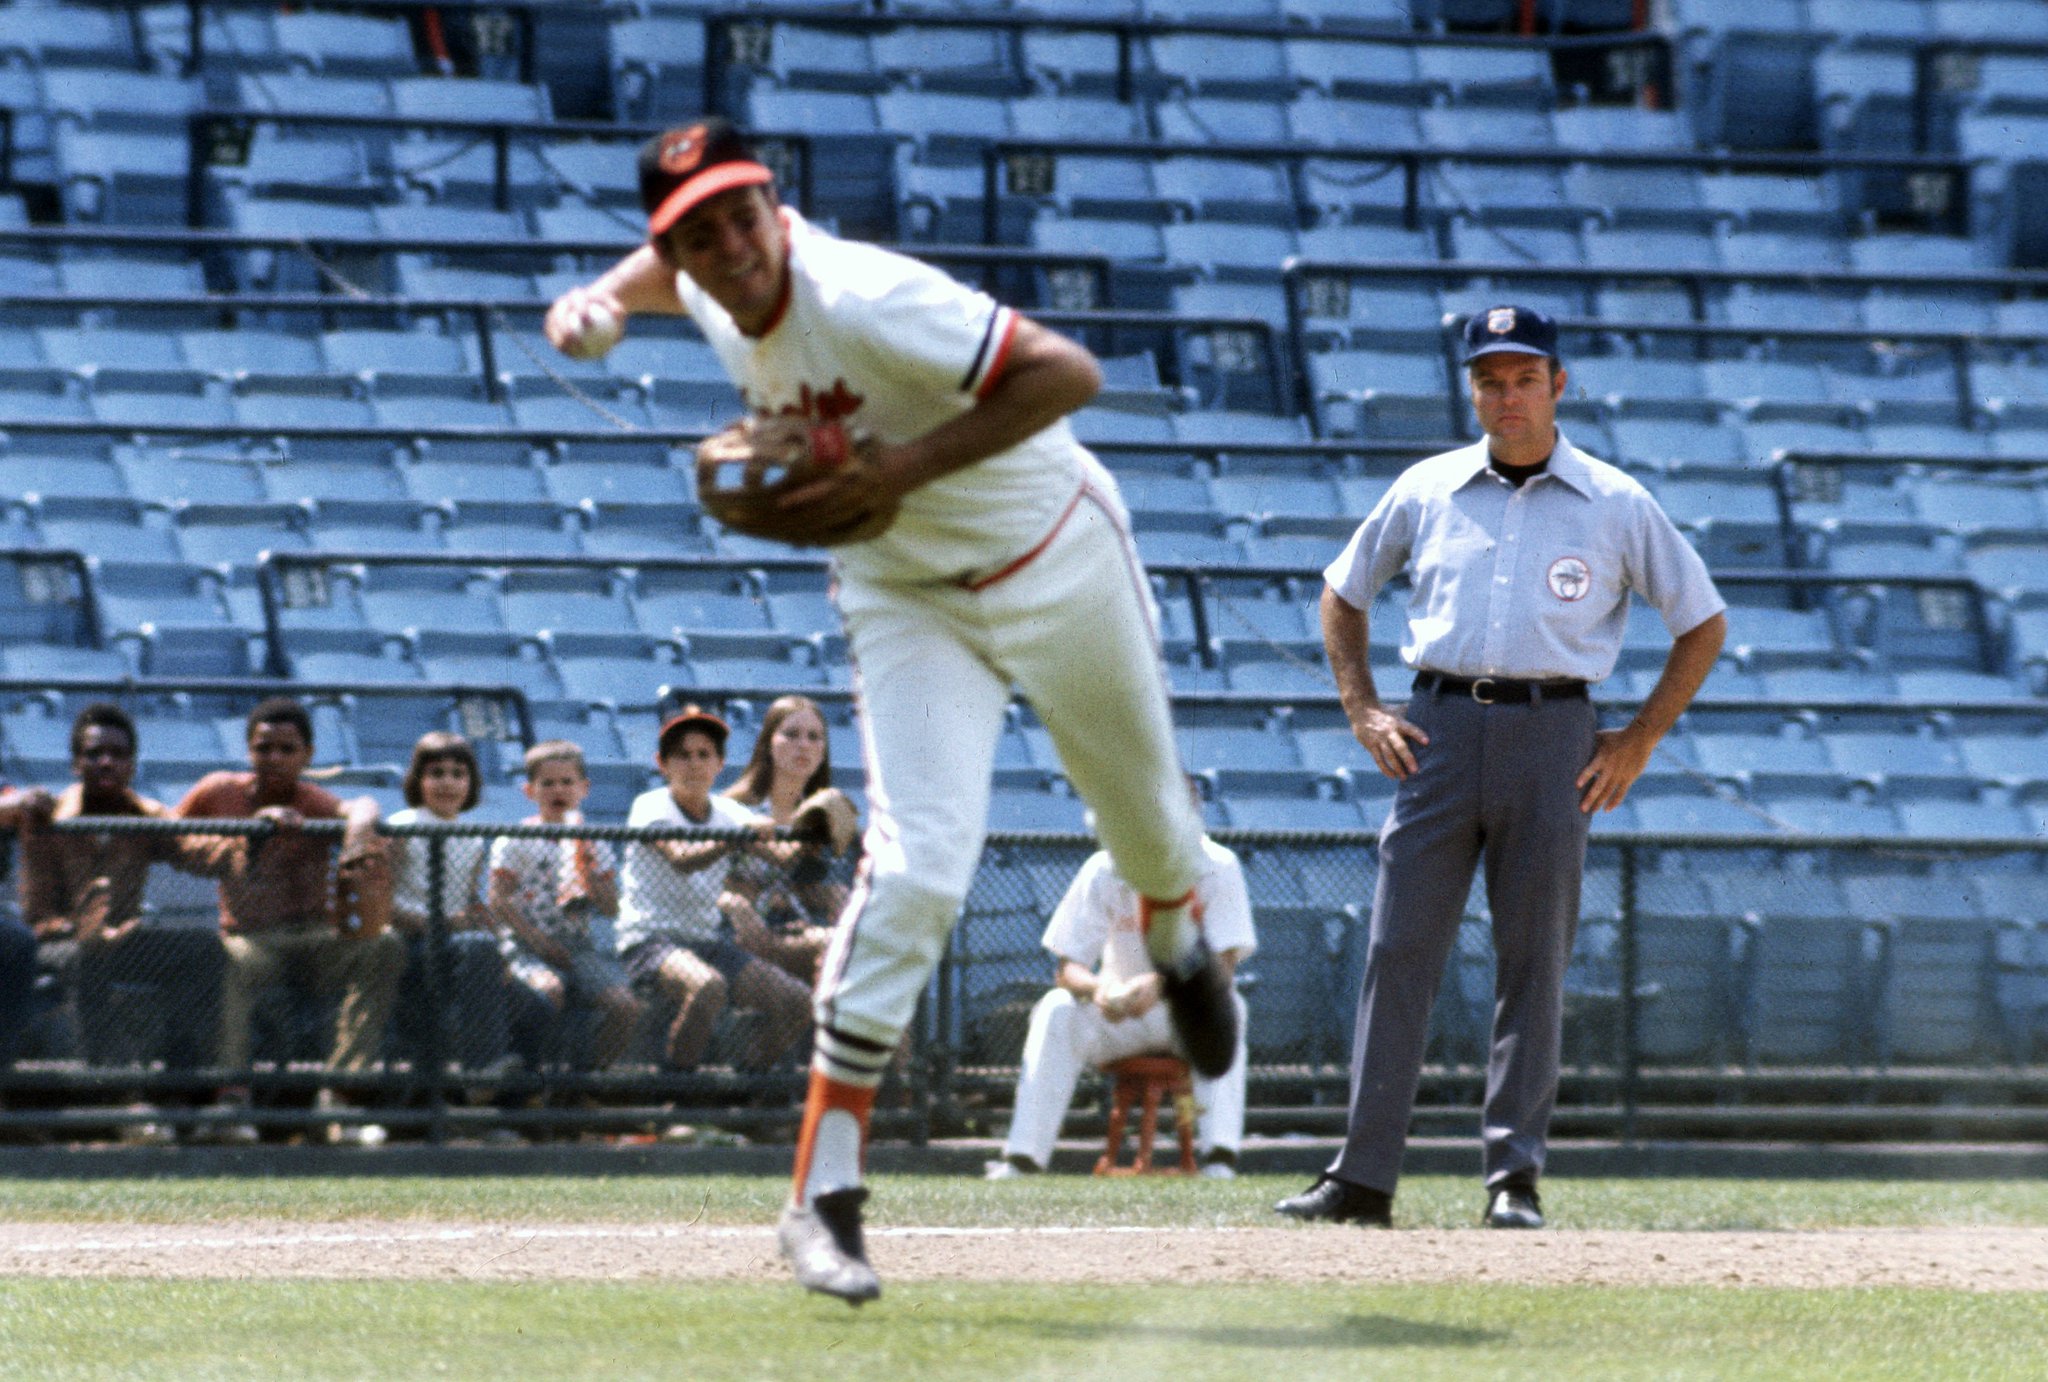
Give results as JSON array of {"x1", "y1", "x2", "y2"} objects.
[{"x1": 1277, "y1": 306, "x2": 1726, "y2": 1230}]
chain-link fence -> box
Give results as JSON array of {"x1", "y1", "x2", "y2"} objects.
[{"x1": 5, "y1": 818, "x2": 2046, "y2": 1144}]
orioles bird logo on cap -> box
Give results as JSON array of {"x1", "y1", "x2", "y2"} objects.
[
  {"x1": 659, "y1": 126, "x2": 707, "y2": 175},
  {"x1": 1487, "y1": 307, "x2": 1517, "y2": 335}
]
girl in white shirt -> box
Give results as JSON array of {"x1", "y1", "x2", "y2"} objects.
[{"x1": 386, "y1": 733, "x2": 522, "y2": 1074}]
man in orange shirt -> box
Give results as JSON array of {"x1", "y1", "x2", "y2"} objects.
[{"x1": 175, "y1": 698, "x2": 402, "y2": 1143}]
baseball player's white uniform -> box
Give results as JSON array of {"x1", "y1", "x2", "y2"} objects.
[
  {"x1": 671, "y1": 206, "x2": 1209, "y2": 1094},
  {"x1": 1001, "y1": 838, "x2": 1255, "y2": 1171}
]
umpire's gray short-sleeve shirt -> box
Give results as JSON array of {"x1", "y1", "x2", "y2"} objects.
[{"x1": 1323, "y1": 434, "x2": 1725, "y2": 683}]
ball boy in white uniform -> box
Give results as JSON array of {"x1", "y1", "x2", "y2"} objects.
[
  {"x1": 990, "y1": 831, "x2": 1255, "y2": 1180},
  {"x1": 545, "y1": 119, "x2": 1236, "y2": 1304}
]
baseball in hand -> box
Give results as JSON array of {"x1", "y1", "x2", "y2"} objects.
[{"x1": 560, "y1": 297, "x2": 623, "y2": 360}]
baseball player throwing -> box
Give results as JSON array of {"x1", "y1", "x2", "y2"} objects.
[
  {"x1": 1275, "y1": 307, "x2": 1725, "y2": 1231},
  {"x1": 545, "y1": 119, "x2": 1233, "y2": 1304}
]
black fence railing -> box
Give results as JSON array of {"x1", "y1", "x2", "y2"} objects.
[{"x1": 6, "y1": 817, "x2": 2046, "y2": 1145}]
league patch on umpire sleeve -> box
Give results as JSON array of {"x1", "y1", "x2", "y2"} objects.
[{"x1": 959, "y1": 306, "x2": 1017, "y2": 398}]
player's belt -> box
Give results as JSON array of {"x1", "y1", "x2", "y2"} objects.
[{"x1": 1412, "y1": 671, "x2": 1588, "y2": 705}]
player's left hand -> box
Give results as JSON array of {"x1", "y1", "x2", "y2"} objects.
[{"x1": 1576, "y1": 724, "x2": 1655, "y2": 813}]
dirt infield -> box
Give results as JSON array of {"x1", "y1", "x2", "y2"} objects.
[{"x1": 3, "y1": 1220, "x2": 2046, "y2": 1291}]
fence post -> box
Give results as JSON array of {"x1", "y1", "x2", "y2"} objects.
[
  {"x1": 1618, "y1": 840, "x2": 1640, "y2": 1143},
  {"x1": 423, "y1": 832, "x2": 451, "y2": 1146}
]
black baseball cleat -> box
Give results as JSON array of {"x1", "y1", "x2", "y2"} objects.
[
  {"x1": 779, "y1": 1187, "x2": 882, "y2": 1305},
  {"x1": 1273, "y1": 1175, "x2": 1393, "y2": 1227},
  {"x1": 1483, "y1": 1181, "x2": 1544, "y2": 1230},
  {"x1": 1157, "y1": 935, "x2": 1239, "y2": 1079}
]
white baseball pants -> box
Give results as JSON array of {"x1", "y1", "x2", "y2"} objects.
[
  {"x1": 1001, "y1": 987, "x2": 1248, "y2": 1167},
  {"x1": 813, "y1": 487, "x2": 1208, "y2": 1082}
]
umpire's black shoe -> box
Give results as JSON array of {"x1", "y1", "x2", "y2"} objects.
[
  {"x1": 1273, "y1": 1175, "x2": 1393, "y2": 1227},
  {"x1": 1483, "y1": 1180, "x2": 1544, "y2": 1230},
  {"x1": 779, "y1": 1187, "x2": 881, "y2": 1305},
  {"x1": 1158, "y1": 935, "x2": 1239, "y2": 1079}
]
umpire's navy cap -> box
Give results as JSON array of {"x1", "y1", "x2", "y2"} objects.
[
  {"x1": 640, "y1": 118, "x2": 775, "y2": 239},
  {"x1": 1462, "y1": 305, "x2": 1560, "y2": 364}
]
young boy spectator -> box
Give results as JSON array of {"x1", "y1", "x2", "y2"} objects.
[
  {"x1": 618, "y1": 706, "x2": 811, "y2": 1073},
  {"x1": 488, "y1": 741, "x2": 643, "y2": 1071},
  {"x1": 175, "y1": 697, "x2": 403, "y2": 1145},
  {"x1": 18, "y1": 704, "x2": 243, "y2": 1140}
]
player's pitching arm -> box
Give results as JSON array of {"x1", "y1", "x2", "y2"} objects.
[
  {"x1": 542, "y1": 244, "x2": 684, "y2": 357},
  {"x1": 1576, "y1": 611, "x2": 1725, "y2": 814},
  {"x1": 1320, "y1": 585, "x2": 1428, "y2": 781}
]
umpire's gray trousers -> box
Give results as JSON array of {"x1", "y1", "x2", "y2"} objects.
[{"x1": 1328, "y1": 685, "x2": 1596, "y2": 1194}]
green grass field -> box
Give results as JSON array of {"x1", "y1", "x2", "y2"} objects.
[{"x1": 0, "y1": 1175, "x2": 2043, "y2": 1380}]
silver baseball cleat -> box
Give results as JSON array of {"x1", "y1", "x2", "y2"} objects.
[{"x1": 779, "y1": 1187, "x2": 881, "y2": 1305}]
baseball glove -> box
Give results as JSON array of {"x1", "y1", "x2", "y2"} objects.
[
  {"x1": 695, "y1": 416, "x2": 898, "y2": 547},
  {"x1": 790, "y1": 786, "x2": 861, "y2": 855}
]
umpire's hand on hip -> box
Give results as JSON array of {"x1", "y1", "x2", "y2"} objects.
[
  {"x1": 1576, "y1": 723, "x2": 1656, "y2": 813},
  {"x1": 1348, "y1": 703, "x2": 1429, "y2": 781}
]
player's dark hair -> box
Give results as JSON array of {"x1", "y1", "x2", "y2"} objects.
[
  {"x1": 69, "y1": 702, "x2": 137, "y2": 760},
  {"x1": 403, "y1": 731, "x2": 482, "y2": 811},
  {"x1": 725, "y1": 694, "x2": 832, "y2": 805},
  {"x1": 245, "y1": 696, "x2": 313, "y2": 750}
]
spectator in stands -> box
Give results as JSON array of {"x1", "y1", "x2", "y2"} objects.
[
  {"x1": 0, "y1": 787, "x2": 46, "y2": 1075},
  {"x1": 618, "y1": 706, "x2": 811, "y2": 1073},
  {"x1": 17, "y1": 704, "x2": 243, "y2": 1142},
  {"x1": 988, "y1": 790, "x2": 1255, "y2": 1182},
  {"x1": 488, "y1": 741, "x2": 643, "y2": 1073},
  {"x1": 176, "y1": 697, "x2": 404, "y2": 1146},
  {"x1": 386, "y1": 732, "x2": 534, "y2": 1087},
  {"x1": 719, "y1": 694, "x2": 851, "y2": 986}
]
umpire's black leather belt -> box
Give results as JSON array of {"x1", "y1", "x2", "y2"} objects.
[{"x1": 1413, "y1": 671, "x2": 1589, "y2": 705}]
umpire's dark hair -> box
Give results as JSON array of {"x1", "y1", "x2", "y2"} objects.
[
  {"x1": 403, "y1": 731, "x2": 482, "y2": 811},
  {"x1": 69, "y1": 701, "x2": 137, "y2": 759},
  {"x1": 245, "y1": 696, "x2": 314, "y2": 749}
]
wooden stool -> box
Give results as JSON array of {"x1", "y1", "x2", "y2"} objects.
[{"x1": 1093, "y1": 1055, "x2": 1198, "y2": 1176}]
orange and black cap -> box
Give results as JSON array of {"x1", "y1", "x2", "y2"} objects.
[
  {"x1": 657, "y1": 704, "x2": 730, "y2": 761},
  {"x1": 640, "y1": 119, "x2": 775, "y2": 239}
]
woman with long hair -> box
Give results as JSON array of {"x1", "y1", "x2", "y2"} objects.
[{"x1": 719, "y1": 695, "x2": 852, "y2": 984}]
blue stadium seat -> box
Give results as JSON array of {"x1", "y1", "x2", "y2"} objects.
[
  {"x1": 1149, "y1": 32, "x2": 1294, "y2": 100},
  {"x1": 1308, "y1": 347, "x2": 1452, "y2": 438},
  {"x1": 1551, "y1": 107, "x2": 1690, "y2": 150},
  {"x1": 1290, "y1": 94, "x2": 1423, "y2": 148},
  {"x1": 1419, "y1": 106, "x2": 1553, "y2": 149},
  {"x1": 273, "y1": 11, "x2": 418, "y2": 76},
  {"x1": 1285, "y1": 37, "x2": 1421, "y2": 100},
  {"x1": 758, "y1": 22, "x2": 879, "y2": 92},
  {"x1": 1739, "y1": 915, "x2": 1879, "y2": 1066},
  {"x1": 55, "y1": 128, "x2": 194, "y2": 226},
  {"x1": 0, "y1": 9, "x2": 139, "y2": 65},
  {"x1": 390, "y1": 76, "x2": 550, "y2": 122},
  {"x1": 609, "y1": 17, "x2": 707, "y2": 123},
  {"x1": 501, "y1": 569, "x2": 636, "y2": 638},
  {"x1": 1895, "y1": 798, "x2": 2039, "y2": 840}
]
